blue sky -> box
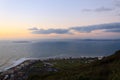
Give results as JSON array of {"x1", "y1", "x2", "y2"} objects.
[{"x1": 0, "y1": 0, "x2": 120, "y2": 39}]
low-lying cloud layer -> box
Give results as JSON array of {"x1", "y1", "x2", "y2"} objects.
[
  {"x1": 31, "y1": 29, "x2": 69, "y2": 34},
  {"x1": 71, "y1": 23, "x2": 120, "y2": 33},
  {"x1": 83, "y1": 7, "x2": 114, "y2": 12},
  {"x1": 28, "y1": 23, "x2": 120, "y2": 34}
]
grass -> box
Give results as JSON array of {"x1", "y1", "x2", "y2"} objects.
[{"x1": 27, "y1": 50, "x2": 120, "y2": 80}]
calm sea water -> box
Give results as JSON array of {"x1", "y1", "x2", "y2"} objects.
[{"x1": 0, "y1": 40, "x2": 120, "y2": 70}]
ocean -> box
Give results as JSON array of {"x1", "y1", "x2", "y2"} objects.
[{"x1": 0, "y1": 40, "x2": 120, "y2": 71}]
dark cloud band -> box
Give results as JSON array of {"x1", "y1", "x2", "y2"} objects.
[
  {"x1": 29, "y1": 23, "x2": 120, "y2": 34},
  {"x1": 31, "y1": 29, "x2": 69, "y2": 34},
  {"x1": 71, "y1": 23, "x2": 120, "y2": 33}
]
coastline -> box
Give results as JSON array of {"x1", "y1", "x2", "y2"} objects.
[
  {"x1": 0, "y1": 57, "x2": 58, "y2": 80},
  {"x1": 0, "y1": 58, "x2": 41, "y2": 80},
  {"x1": 1, "y1": 56, "x2": 103, "y2": 72},
  {"x1": 0, "y1": 55, "x2": 108, "y2": 80},
  {"x1": 1, "y1": 58, "x2": 40, "y2": 72}
]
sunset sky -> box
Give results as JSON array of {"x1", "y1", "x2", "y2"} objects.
[{"x1": 0, "y1": 0, "x2": 120, "y2": 40}]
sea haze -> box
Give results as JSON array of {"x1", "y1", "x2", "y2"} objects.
[{"x1": 0, "y1": 39, "x2": 120, "y2": 70}]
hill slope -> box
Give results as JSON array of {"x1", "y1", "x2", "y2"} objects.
[{"x1": 27, "y1": 50, "x2": 120, "y2": 80}]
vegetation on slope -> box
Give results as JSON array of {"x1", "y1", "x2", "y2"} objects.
[{"x1": 27, "y1": 50, "x2": 120, "y2": 80}]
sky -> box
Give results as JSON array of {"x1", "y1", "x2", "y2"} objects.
[{"x1": 0, "y1": 0, "x2": 120, "y2": 40}]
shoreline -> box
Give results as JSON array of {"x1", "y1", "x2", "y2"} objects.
[
  {"x1": 0, "y1": 56, "x2": 104, "y2": 80},
  {"x1": 0, "y1": 58, "x2": 41, "y2": 80},
  {"x1": 1, "y1": 58, "x2": 40, "y2": 72},
  {"x1": 0, "y1": 56, "x2": 103, "y2": 72}
]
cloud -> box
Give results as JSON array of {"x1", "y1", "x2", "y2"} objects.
[
  {"x1": 106, "y1": 29, "x2": 120, "y2": 32},
  {"x1": 115, "y1": 0, "x2": 120, "y2": 7},
  {"x1": 118, "y1": 13, "x2": 120, "y2": 16},
  {"x1": 82, "y1": 7, "x2": 114, "y2": 12},
  {"x1": 82, "y1": 9, "x2": 92, "y2": 12},
  {"x1": 115, "y1": 3, "x2": 120, "y2": 7},
  {"x1": 29, "y1": 23, "x2": 120, "y2": 34},
  {"x1": 95, "y1": 7, "x2": 113, "y2": 12},
  {"x1": 28, "y1": 27, "x2": 39, "y2": 30},
  {"x1": 31, "y1": 29, "x2": 70, "y2": 34},
  {"x1": 71, "y1": 23, "x2": 120, "y2": 33}
]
